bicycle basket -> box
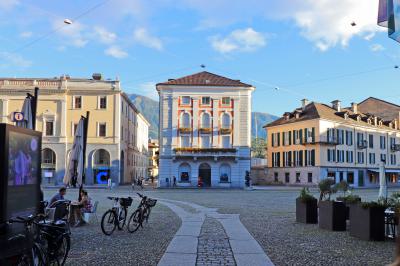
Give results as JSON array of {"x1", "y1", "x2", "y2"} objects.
[
  {"x1": 120, "y1": 197, "x2": 133, "y2": 207},
  {"x1": 146, "y1": 198, "x2": 157, "y2": 207}
]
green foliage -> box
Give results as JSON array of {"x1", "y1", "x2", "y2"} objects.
[
  {"x1": 337, "y1": 194, "x2": 361, "y2": 204},
  {"x1": 251, "y1": 138, "x2": 267, "y2": 158},
  {"x1": 298, "y1": 187, "x2": 316, "y2": 203},
  {"x1": 334, "y1": 180, "x2": 349, "y2": 197},
  {"x1": 318, "y1": 178, "x2": 337, "y2": 201},
  {"x1": 388, "y1": 192, "x2": 400, "y2": 209},
  {"x1": 361, "y1": 197, "x2": 389, "y2": 209}
]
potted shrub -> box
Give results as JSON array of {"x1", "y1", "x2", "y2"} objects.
[
  {"x1": 296, "y1": 187, "x2": 318, "y2": 224},
  {"x1": 318, "y1": 178, "x2": 346, "y2": 231},
  {"x1": 349, "y1": 199, "x2": 387, "y2": 241},
  {"x1": 335, "y1": 181, "x2": 361, "y2": 220}
]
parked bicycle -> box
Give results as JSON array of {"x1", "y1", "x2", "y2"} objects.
[
  {"x1": 127, "y1": 193, "x2": 157, "y2": 233},
  {"x1": 101, "y1": 197, "x2": 133, "y2": 235},
  {"x1": 6, "y1": 213, "x2": 71, "y2": 266}
]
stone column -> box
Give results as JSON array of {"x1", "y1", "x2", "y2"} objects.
[
  {"x1": 212, "y1": 99, "x2": 219, "y2": 147},
  {"x1": 233, "y1": 98, "x2": 240, "y2": 146},
  {"x1": 2, "y1": 99, "x2": 9, "y2": 123},
  {"x1": 192, "y1": 98, "x2": 199, "y2": 147},
  {"x1": 59, "y1": 99, "x2": 66, "y2": 138}
]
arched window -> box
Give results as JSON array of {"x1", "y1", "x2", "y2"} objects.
[
  {"x1": 222, "y1": 113, "x2": 230, "y2": 129},
  {"x1": 220, "y1": 164, "x2": 231, "y2": 183},
  {"x1": 202, "y1": 113, "x2": 211, "y2": 128},
  {"x1": 94, "y1": 149, "x2": 110, "y2": 166},
  {"x1": 178, "y1": 163, "x2": 191, "y2": 182},
  {"x1": 182, "y1": 112, "x2": 191, "y2": 128},
  {"x1": 42, "y1": 148, "x2": 56, "y2": 165}
]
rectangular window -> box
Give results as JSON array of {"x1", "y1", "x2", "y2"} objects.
[
  {"x1": 369, "y1": 134, "x2": 374, "y2": 148},
  {"x1": 221, "y1": 97, "x2": 230, "y2": 105},
  {"x1": 99, "y1": 96, "x2": 107, "y2": 109},
  {"x1": 73, "y1": 96, "x2": 82, "y2": 109},
  {"x1": 308, "y1": 173, "x2": 313, "y2": 183},
  {"x1": 201, "y1": 97, "x2": 211, "y2": 105},
  {"x1": 181, "y1": 96, "x2": 191, "y2": 105},
  {"x1": 45, "y1": 121, "x2": 54, "y2": 136},
  {"x1": 369, "y1": 153, "x2": 376, "y2": 165},
  {"x1": 222, "y1": 136, "x2": 230, "y2": 148},
  {"x1": 296, "y1": 172, "x2": 301, "y2": 183},
  {"x1": 346, "y1": 131, "x2": 353, "y2": 146},
  {"x1": 380, "y1": 136, "x2": 386, "y2": 149},
  {"x1": 274, "y1": 172, "x2": 278, "y2": 182},
  {"x1": 99, "y1": 123, "x2": 106, "y2": 137},
  {"x1": 391, "y1": 154, "x2": 397, "y2": 165},
  {"x1": 201, "y1": 135, "x2": 211, "y2": 148},
  {"x1": 285, "y1": 172, "x2": 290, "y2": 183},
  {"x1": 181, "y1": 135, "x2": 190, "y2": 148},
  {"x1": 357, "y1": 152, "x2": 364, "y2": 164},
  {"x1": 381, "y1": 154, "x2": 387, "y2": 163}
]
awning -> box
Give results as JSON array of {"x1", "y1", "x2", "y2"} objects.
[{"x1": 368, "y1": 169, "x2": 400, "y2": 174}]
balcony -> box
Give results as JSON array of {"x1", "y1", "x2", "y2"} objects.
[
  {"x1": 357, "y1": 140, "x2": 368, "y2": 149},
  {"x1": 178, "y1": 127, "x2": 192, "y2": 134},
  {"x1": 173, "y1": 148, "x2": 238, "y2": 160},
  {"x1": 219, "y1": 128, "x2": 232, "y2": 134},
  {"x1": 317, "y1": 136, "x2": 339, "y2": 145},
  {"x1": 391, "y1": 144, "x2": 400, "y2": 152},
  {"x1": 198, "y1": 127, "x2": 212, "y2": 134}
]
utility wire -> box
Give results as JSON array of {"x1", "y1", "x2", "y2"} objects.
[{"x1": 10, "y1": 0, "x2": 112, "y2": 54}]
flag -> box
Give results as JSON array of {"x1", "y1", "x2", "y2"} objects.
[{"x1": 16, "y1": 96, "x2": 33, "y2": 129}]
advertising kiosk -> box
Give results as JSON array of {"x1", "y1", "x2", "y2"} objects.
[{"x1": 0, "y1": 124, "x2": 42, "y2": 260}]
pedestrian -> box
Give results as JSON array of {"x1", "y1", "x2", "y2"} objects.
[
  {"x1": 173, "y1": 176, "x2": 177, "y2": 187},
  {"x1": 49, "y1": 187, "x2": 67, "y2": 207},
  {"x1": 107, "y1": 176, "x2": 112, "y2": 190},
  {"x1": 140, "y1": 177, "x2": 144, "y2": 189}
]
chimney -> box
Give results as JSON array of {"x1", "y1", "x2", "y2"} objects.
[
  {"x1": 351, "y1": 102, "x2": 358, "y2": 114},
  {"x1": 92, "y1": 73, "x2": 102, "y2": 80},
  {"x1": 331, "y1": 100, "x2": 341, "y2": 112},
  {"x1": 301, "y1": 99, "x2": 309, "y2": 110},
  {"x1": 374, "y1": 116, "x2": 378, "y2": 126}
]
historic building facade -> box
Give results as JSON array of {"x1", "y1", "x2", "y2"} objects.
[
  {"x1": 148, "y1": 139, "x2": 159, "y2": 180},
  {"x1": 157, "y1": 71, "x2": 255, "y2": 188},
  {"x1": 0, "y1": 75, "x2": 149, "y2": 186},
  {"x1": 265, "y1": 99, "x2": 400, "y2": 187}
]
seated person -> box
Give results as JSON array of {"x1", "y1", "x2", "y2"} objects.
[
  {"x1": 72, "y1": 190, "x2": 92, "y2": 227},
  {"x1": 49, "y1": 187, "x2": 67, "y2": 207}
]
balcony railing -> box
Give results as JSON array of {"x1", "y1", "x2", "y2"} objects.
[
  {"x1": 178, "y1": 127, "x2": 192, "y2": 134},
  {"x1": 317, "y1": 136, "x2": 339, "y2": 145},
  {"x1": 219, "y1": 128, "x2": 232, "y2": 134},
  {"x1": 199, "y1": 128, "x2": 212, "y2": 134},
  {"x1": 173, "y1": 148, "x2": 237, "y2": 157},
  {"x1": 357, "y1": 140, "x2": 368, "y2": 149}
]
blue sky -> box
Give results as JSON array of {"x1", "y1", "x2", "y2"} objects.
[{"x1": 1, "y1": 0, "x2": 400, "y2": 116}]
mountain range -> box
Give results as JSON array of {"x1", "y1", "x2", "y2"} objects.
[{"x1": 128, "y1": 94, "x2": 278, "y2": 140}]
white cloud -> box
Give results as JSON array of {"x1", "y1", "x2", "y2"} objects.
[
  {"x1": 19, "y1": 31, "x2": 32, "y2": 38},
  {"x1": 370, "y1": 43, "x2": 385, "y2": 52},
  {"x1": 105, "y1": 46, "x2": 128, "y2": 58},
  {"x1": 133, "y1": 28, "x2": 163, "y2": 51},
  {"x1": 137, "y1": 82, "x2": 158, "y2": 99},
  {"x1": 289, "y1": 0, "x2": 384, "y2": 51},
  {"x1": 0, "y1": 0, "x2": 19, "y2": 11},
  {"x1": 210, "y1": 28, "x2": 266, "y2": 54},
  {"x1": 0, "y1": 52, "x2": 32, "y2": 68},
  {"x1": 93, "y1": 26, "x2": 117, "y2": 44},
  {"x1": 53, "y1": 20, "x2": 88, "y2": 48}
]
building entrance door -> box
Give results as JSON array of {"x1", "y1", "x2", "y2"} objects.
[{"x1": 199, "y1": 163, "x2": 211, "y2": 187}]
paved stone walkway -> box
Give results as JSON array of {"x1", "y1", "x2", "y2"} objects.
[
  {"x1": 196, "y1": 217, "x2": 236, "y2": 266},
  {"x1": 157, "y1": 199, "x2": 274, "y2": 266}
]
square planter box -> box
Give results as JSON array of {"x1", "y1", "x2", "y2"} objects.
[
  {"x1": 336, "y1": 197, "x2": 361, "y2": 220},
  {"x1": 296, "y1": 198, "x2": 318, "y2": 224},
  {"x1": 349, "y1": 204, "x2": 385, "y2": 241},
  {"x1": 319, "y1": 201, "x2": 346, "y2": 231}
]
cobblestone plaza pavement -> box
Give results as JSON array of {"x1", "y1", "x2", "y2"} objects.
[{"x1": 44, "y1": 186, "x2": 397, "y2": 266}]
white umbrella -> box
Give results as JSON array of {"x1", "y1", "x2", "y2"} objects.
[
  {"x1": 16, "y1": 97, "x2": 33, "y2": 129},
  {"x1": 378, "y1": 160, "x2": 387, "y2": 199},
  {"x1": 63, "y1": 118, "x2": 85, "y2": 186}
]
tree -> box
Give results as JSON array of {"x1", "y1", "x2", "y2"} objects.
[{"x1": 251, "y1": 138, "x2": 267, "y2": 158}]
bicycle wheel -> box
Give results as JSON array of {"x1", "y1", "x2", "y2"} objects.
[
  {"x1": 56, "y1": 234, "x2": 70, "y2": 266},
  {"x1": 127, "y1": 209, "x2": 142, "y2": 233},
  {"x1": 32, "y1": 242, "x2": 46, "y2": 266},
  {"x1": 101, "y1": 210, "x2": 117, "y2": 235},
  {"x1": 117, "y1": 208, "x2": 127, "y2": 230}
]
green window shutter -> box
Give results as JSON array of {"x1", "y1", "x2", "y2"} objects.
[
  {"x1": 299, "y1": 129, "x2": 303, "y2": 144},
  {"x1": 272, "y1": 133, "x2": 275, "y2": 147},
  {"x1": 304, "y1": 128, "x2": 307, "y2": 143},
  {"x1": 299, "y1": 150, "x2": 303, "y2": 166},
  {"x1": 277, "y1": 133, "x2": 281, "y2": 147},
  {"x1": 311, "y1": 150, "x2": 315, "y2": 166},
  {"x1": 289, "y1": 131, "x2": 292, "y2": 145},
  {"x1": 312, "y1": 127, "x2": 315, "y2": 142},
  {"x1": 282, "y1": 132, "x2": 286, "y2": 146}
]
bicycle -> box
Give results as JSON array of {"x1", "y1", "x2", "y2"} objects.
[
  {"x1": 101, "y1": 196, "x2": 133, "y2": 235},
  {"x1": 127, "y1": 193, "x2": 157, "y2": 233},
  {"x1": 7, "y1": 213, "x2": 71, "y2": 266}
]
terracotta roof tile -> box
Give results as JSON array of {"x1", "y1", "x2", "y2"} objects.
[{"x1": 156, "y1": 71, "x2": 252, "y2": 87}]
